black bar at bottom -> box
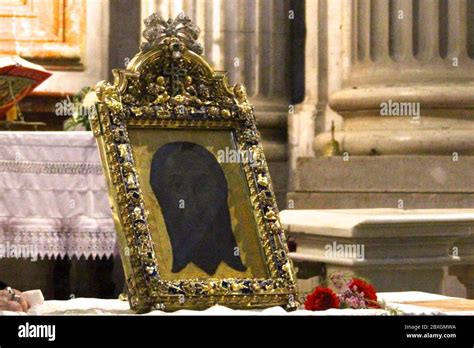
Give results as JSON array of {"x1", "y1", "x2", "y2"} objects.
[{"x1": 0, "y1": 315, "x2": 473, "y2": 346}]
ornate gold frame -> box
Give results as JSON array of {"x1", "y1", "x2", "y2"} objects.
[{"x1": 90, "y1": 13, "x2": 297, "y2": 313}]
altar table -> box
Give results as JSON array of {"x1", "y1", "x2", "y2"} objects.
[
  {"x1": 1, "y1": 291, "x2": 474, "y2": 315},
  {"x1": 0, "y1": 131, "x2": 116, "y2": 259}
]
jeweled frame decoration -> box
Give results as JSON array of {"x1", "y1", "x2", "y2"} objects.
[{"x1": 90, "y1": 13, "x2": 297, "y2": 313}]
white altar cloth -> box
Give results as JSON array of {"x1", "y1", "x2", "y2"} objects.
[
  {"x1": 0, "y1": 131, "x2": 116, "y2": 259},
  {"x1": 1, "y1": 291, "x2": 473, "y2": 316}
]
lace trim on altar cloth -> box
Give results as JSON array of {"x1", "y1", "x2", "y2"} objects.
[
  {"x1": 0, "y1": 218, "x2": 117, "y2": 259},
  {"x1": 0, "y1": 160, "x2": 103, "y2": 175}
]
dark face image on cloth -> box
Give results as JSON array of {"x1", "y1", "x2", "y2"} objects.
[{"x1": 150, "y1": 141, "x2": 247, "y2": 275}]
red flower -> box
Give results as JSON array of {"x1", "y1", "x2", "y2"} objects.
[
  {"x1": 304, "y1": 287, "x2": 340, "y2": 311},
  {"x1": 348, "y1": 278, "x2": 378, "y2": 302}
]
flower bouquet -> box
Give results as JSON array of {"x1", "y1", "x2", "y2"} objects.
[{"x1": 304, "y1": 272, "x2": 395, "y2": 312}]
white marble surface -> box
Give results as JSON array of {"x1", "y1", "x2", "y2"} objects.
[
  {"x1": 280, "y1": 209, "x2": 474, "y2": 235},
  {"x1": 1, "y1": 290, "x2": 473, "y2": 316},
  {"x1": 283, "y1": 209, "x2": 473, "y2": 297}
]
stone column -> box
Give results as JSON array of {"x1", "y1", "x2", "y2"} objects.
[
  {"x1": 142, "y1": 0, "x2": 293, "y2": 206},
  {"x1": 314, "y1": 0, "x2": 474, "y2": 156},
  {"x1": 288, "y1": 0, "x2": 320, "y2": 185},
  {"x1": 288, "y1": 0, "x2": 474, "y2": 210},
  {"x1": 289, "y1": 0, "x2": 344, "y2": 187}
]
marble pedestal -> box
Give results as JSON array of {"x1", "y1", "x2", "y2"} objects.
[{"x1": 280, "y1": 209, "x2": 474, "y2": 296}]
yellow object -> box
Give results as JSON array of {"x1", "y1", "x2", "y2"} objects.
[
  {"x1": 323, "y1": 121, "x2": 342, "y2": 156},
  {"x1": 6, "y1": 105, "x2": 18, "y2": 121}
]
